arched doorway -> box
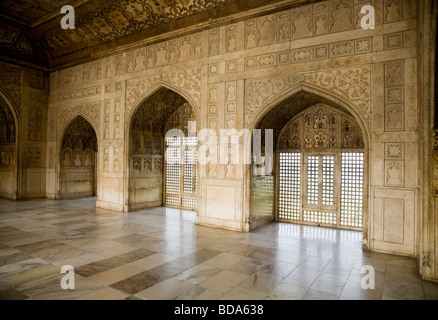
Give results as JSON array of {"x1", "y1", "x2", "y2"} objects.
[
  {"x1": 276, "y1": 104, "x2": 364, "y2": 230},
  {"x1": 128, "y1": 87, "x2": 197, "y2": 211},
  {"x1": 60, "y1": 116, "x2": 98, "y2": 199},
  {"x1": 249, "y1": 90, "x2": 369, "y2": 235},
  {"x1": 0, "y1": 95, "x2": 18, "y2": 199}
]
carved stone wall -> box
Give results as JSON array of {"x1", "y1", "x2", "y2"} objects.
[
  {"x1": 125, "y1": 68, "x2": 201, "y2": 118},
  {"x1": 278, "y1": 104, "x2": 364, "y2": 151},
  {"x1": 0, "y1": 62, "x2": 22, "y2": 112},
  {"x1": 0, "y1": 61, "x2": 49, "y2": 200},
  {"x1": 245, "y1": 66, "x2": 371, "y2": 128},
  {"x1": 42, "y1": 0, "x2": 433, "y2": 275}
]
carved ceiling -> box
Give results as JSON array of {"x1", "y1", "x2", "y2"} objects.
[{"x1": 0, "y1": 0, "x2": 304, "y2": 69}]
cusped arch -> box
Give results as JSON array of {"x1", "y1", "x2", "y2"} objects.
[
  {"x1": 248, "y1": 82, "x2": 370, "y2": 149},
  {"x1": 126, "y1": 83, "x2": 199, "y2": 212},
  {"x1": 127, "y1": 82, "x2": 199, "y2": 130},
  {"x1": 59, "y1": 113, "x2": 100, "y2": 148},
  {"x1": 245, "y1": 82, "x2": 371, "y2": 249}
]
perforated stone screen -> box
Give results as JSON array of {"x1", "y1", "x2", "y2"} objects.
[{"x1": 276, "y1": 104, "x2": 365, "y2": 230}]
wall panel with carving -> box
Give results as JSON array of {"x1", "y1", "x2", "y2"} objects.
[{"x1": 39, "y1": 0, "x2": 423, "y2": 245}]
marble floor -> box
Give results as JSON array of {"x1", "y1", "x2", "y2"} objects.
[{"x1": 0, "y1": 197, "x2": 437, "y2": 300}]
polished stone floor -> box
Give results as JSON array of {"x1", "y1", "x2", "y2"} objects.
[{"x1": 0, "y1": 197, "x2": 437, "y2": 300}]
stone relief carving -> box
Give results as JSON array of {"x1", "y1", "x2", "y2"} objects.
[
  {"x1": 126, "y1": 68, "x2": 201, "y2": 117},
  {"x1": 209, "y1": 84, "x2": 218, "y2": 103},
  {"x1": 226, "y1": 161, "x2": 235, "y2": 178},
  {"x1": 226, "y1": 60, "x2": 237, "y2": 74},
  {"x1": 384, "y1": 0, "x2": 403, "y2": 23},
  {"x1": 245, "y1": 66, "x2": 371, "y2": 126},
  {"x1": 114, "y1": 158, "x2": 120, "y2": 172},
  {"x1": 226, "y1": 103, "x2": 236, "y2": 114},
  {"x1": 259, "y1": 15, "x2": 277, "y2": 46},
  {"x1": 135, "y1": 48, "x2": 146, "y2": 71},
  {"x1": 27, "y1": 106, "x2": 43, "y2": 141},
  {"x1": 61, "y1": 116, "x2": 97, "y2": 168},
  {"x1": 291, "y1": 5, "x2": 312, "y2": 39},
  {"x1": 226, "y1": 82, "x2": 236, "y2": 101},
  {"x1": 245, "y1": 74, "x2": 304, "y2": 123},
  {"x1": 384, "y1": 60, "x2": 405, "y2": 132},
  {"x1": 305, "y1": 67, "x2": 370, "y2": 115},
  {"x1": 278, "y1": 104, "x2": 363, "y2": 151},
  {"x1": 330, "y1": 40, "x2": 354, "y2": 57},
  {"x1": 59, "y1": 85, "x2": 102, "y2": 102},
  {"x1": 315, "y1": 12, "x2": 328, "y2": 35},
  {"x1": 115, "y1": 54, "x2": 124, "y2": 75},
  {"x1": 154, "y1": 158, "x2": 162, "y2": 171},
  {"x1": 58, "y1": 102, "x2": 101, "y2": 134},
  {"x1": 245, "y1": 20, "x2": 256, "y2": 49},
  {"x1": 422, "y1": 251, "x2": 432, "y2": 269},
  {"x1": 330, "y1": 0, "x2": 353, "y2": 33},
  {"x1": 385, "y1": 161, "x2": 404, "y2": 187},
  {"x1": 126, "y1": 51, "x2": 135, "y2": 73},
  {"x1": 179, "y1": 38, "x2": 193, "y2": 61},
  {"x1": 209, "y1": 105, "x2": 217, "y2": 115},
  {"x1": 0, "y1": 62, "x2": 21, "y2": 111},
  {"x1": 385, "y1": 32, "x2": 403, "y2": 50},
  {"x1": 114, "y1": 98, "x2": 122, "y2": 139},
  {"x1": 209, "y1": 64, "x2": 219, "y2": 76},
  {"x1": 385, "y1": 104, "x2": 404, "y2": 131},
  {"x1": 385, "y1": 143, "x2": 404, "y2": 160},
  {"x1": 209, "y1": 117, "x2": 217, "y2": 130},
  {"x1": 244, "y1": 37, "x2": 371, "y2": 70},
  {"x1": 45, "y1": 0, "x2": 390, "y2": 94},
  {"x1": 226, "y1": 24, "x2": 238, "y2": 52},
  {"x1": 226, "y1": 116, "x2": 235, "y2": 130},
  {"x1": 385, "y1": 60, "x2": 404, "y2": 87},
  {"x1": 209, "y1": 29, "x2": 219, "y2": 56},
  {"x1": 155, "y1": 44, "x2": 168, "y2": 66}
]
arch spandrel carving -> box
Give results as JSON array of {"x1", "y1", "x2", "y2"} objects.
[
  {"x1": 245, "y1": 66, "x2": 371, "y2": 128},
  {"x1": 126, "y1": 68, "x2": 201, "y2": 120},
  {"x1": 58, "y1": 102, "x2": 101, "y2": 140}
]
